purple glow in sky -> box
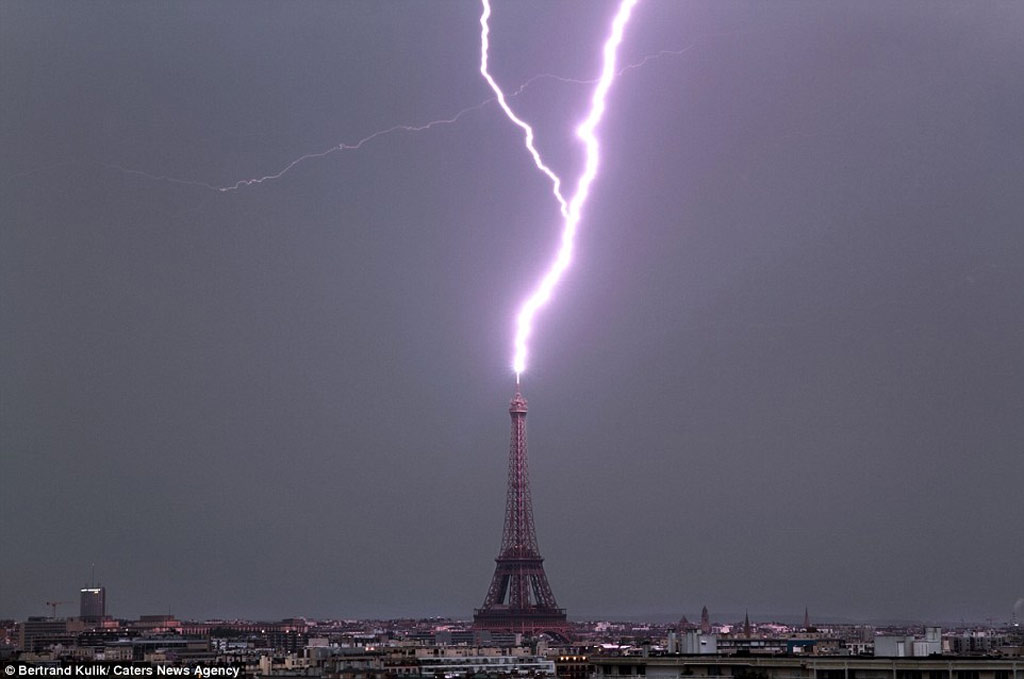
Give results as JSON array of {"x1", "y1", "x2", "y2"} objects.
[{"x1": 480, "y1": 0, "x2": 640, "y2": 377}]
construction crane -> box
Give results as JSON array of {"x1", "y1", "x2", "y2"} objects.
[{"x1": 45, "y1": 601, "x2": 71, "y2": 617}]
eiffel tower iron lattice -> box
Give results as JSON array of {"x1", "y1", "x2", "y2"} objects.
[{"x1": 474, "y1": 381, "x2": 568, "y2": 637}]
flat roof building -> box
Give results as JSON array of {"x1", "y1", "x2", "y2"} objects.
[{"x1": 80, "y1": 586, "x2": 105, "y2": 621}]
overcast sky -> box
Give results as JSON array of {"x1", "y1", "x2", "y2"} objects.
[{"x1": 2, "y1": 1, "x2": 1022, "y2": 625}]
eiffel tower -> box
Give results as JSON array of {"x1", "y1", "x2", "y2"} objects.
[{"x1": 473, "y1": 381, "x2": 568, "y2": 637}]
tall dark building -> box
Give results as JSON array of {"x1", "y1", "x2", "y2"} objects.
[
  {"x1": 474, "y1": 381, "x2": 568, "y2": 638},
  {"x1": 80, "y1": 586, "x2": 105, "y2": 621}
]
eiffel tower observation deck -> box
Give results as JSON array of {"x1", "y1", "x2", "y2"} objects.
[{"x1": 474, "y1": 380, "x2": 568, "y2": 638}]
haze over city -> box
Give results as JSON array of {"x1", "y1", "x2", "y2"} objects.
[{"x1": 2, "y1": 0, "x2": 1022, "y2": 626}]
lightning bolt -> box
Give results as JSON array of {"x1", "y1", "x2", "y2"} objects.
[
  {"x1": 6, "y1": 38, "x2": 704, "y2": 197},
  {"x1": 480, "y1": 0, "x2": 640, "y2": 378},
  {"x1": 479, "y1": 2, "x2": 569, "y2": 219},
  {"x1": 214, "y1": 105, "x2": 490, "y2": 192}
]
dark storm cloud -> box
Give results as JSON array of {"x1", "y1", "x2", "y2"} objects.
[{"x1": 2, "y1": 1, "x2": 1022, "y2": 623}]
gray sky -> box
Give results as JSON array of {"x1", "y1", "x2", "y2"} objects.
[{"x1": 2, "y1": 1, "x2": 1022, "y2": 625}]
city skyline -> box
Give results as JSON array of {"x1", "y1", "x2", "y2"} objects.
[
  {"x1": 2, "y1": 1, "x2": 1023, "y2": 623},
  {"x1": 14, "y1": 589, "x2": 1024, "y2": 629}
]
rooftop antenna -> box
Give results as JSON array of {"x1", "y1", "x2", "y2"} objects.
[{"x1": 45, "y1": 601, "x2": 71, "y2": 618}]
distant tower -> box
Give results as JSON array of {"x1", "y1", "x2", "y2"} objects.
[
  {"x1": 474, "y1": 381, "x2": 568, "y2": 637},
  {"x1": 700, "y1": 606, "x2": 711, "y2": 634},
  {"x1": 80, "y1": 586, "x2": 105, "y2": 621},
  {"x1": 744, "y1": 611, "x2": 751, "y2": 637},
  {"x1": 803, "y1": 607, "x2": 810, "y2": 630}
]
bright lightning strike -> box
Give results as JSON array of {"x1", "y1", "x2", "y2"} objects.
[
  {"x1": 480, "y1": 0, "x2": 639, "y2": 378},
  {"x1": 479, "y1": 2, "x2": 569, "y2": 219}
]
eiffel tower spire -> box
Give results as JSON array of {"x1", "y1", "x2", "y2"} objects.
[{"x1": 474, "y1": 380, "x2": 568, "y2": 636}]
